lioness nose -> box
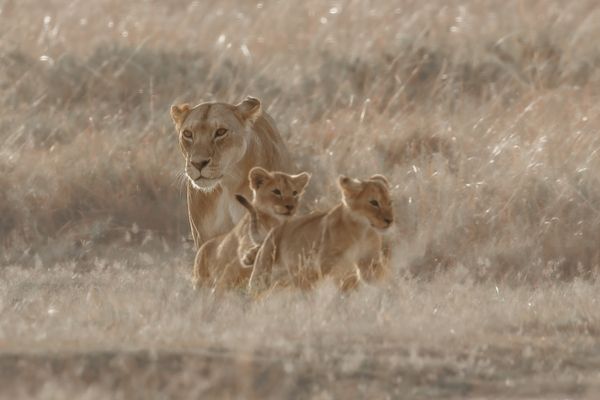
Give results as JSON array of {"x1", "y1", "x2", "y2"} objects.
[
  {"x1": 191, "y1": 159, "x2": 211, "y2": 172},
  {"x1": 384, "y1": 217, "x2": 393, "y2": 226},
  {"x1": 285, "y1": 205, "x2": 294, "y2": 211}
]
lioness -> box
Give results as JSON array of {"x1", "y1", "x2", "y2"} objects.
[
  {"x1": 170, "y1": 97, "x2": 293, "y2": 248},
  {"x1": 248, "y1": 175, "x2": 394, "y2": 296},
  {"x1": 193, "y1": 167, "x2": 311, "y2": 291}
]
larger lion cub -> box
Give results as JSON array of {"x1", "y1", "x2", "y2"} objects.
[
  {"x1": 248, "y1": 175, "x2": 394, "y2": 296},
  {"x1": 193, "y1": 167, "x2": 310, "y2": 291}
]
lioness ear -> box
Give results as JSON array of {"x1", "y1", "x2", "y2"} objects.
[
  {"x1": 249, "y1": 166, "x2": 271, "y2": 190},
  {"x1": 338, "y1": 175, "x2": 363, "y2": 194},
  {"x1": 170, "y1": 104, "x2": 191, "y2": 128},
  {"x1": 236, "y1": 96, "x2": 262, "y2": 123},
  {"x1": 292, "y1": 172, "x2": 311, "y2": 191},
  {"x1": 370, "y1": 174, "x2": 390, "y2": 188}
]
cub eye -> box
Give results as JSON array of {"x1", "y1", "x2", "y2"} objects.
[
  {"x1": 292, "y1": 191, "x2": 298, "y2": 196},
  {"x1": 272, "y1": 189, "x2": 281, "y2": 196},
  {"x1": 182, "y1": 129, "x2": 193, "y2": 139},
  {"x1": 214, "y1": 128, "x2": 228, "y2": 138},
  {"x1": 369, "y1": 199, "x2": 380, "y2": 208}
]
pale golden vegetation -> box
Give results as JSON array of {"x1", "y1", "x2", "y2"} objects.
[{"x1": 1, "y1": 0, "x2": 600, "y2": 398}]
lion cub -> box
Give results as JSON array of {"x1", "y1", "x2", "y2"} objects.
[
  {"x1": 248, "y1": 174, "x2": 394, "y2": 296},
  {"x1": 193, "y1": 167, "x2": 310, "y2": 291}
]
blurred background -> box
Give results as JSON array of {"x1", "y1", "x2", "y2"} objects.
[
  {"x1": 2, "y1": 0, "x2": 600, "y2": 281},
  {"x1": 3, "y1": 1, "x2": 600, "y2": 398}
]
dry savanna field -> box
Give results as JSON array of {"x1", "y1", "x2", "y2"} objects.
[{"x1": 2, "y1": 0, "x2": 600, "y2": 398}]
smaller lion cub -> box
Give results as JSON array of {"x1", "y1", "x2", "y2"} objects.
[
  {"x1": 248, "y1": 174, "x2": 394, "y2": 296},
  {"x1": 193, "y1": 167, "x2": 311, "y2": 291}
]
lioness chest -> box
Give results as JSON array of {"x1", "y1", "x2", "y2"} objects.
[{"x1": 203, "y1": 187, "x2": 246, "y2": 238}]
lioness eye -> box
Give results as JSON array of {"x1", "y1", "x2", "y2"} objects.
[
  {"x1": 182, "y1": 130, "x2": 193, "y2": 139},
  {"x1": 214, "y1": 128, "x2": 228, "y2": 138},
  {"x1": 272, "y1": 189, "x2": 281, "y2": 196},
  {"x1": 369, "y1": 199, "x2": 379, "y2": 208}
]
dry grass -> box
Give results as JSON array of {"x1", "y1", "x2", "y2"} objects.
[{"x1": 2, "y1": 0, "x2": 600, "y2": 398}]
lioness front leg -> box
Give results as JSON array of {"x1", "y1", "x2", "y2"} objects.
[{"x1": 192, "y1": 247, "x2": 210, "y2": 290}]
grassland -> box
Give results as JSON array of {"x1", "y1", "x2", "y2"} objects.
[{"x1": 2, "y1": 0, "x2": 600, "y2": 398}]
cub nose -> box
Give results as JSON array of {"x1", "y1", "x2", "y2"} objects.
[
  {"x1": 285, "y1": 205, "x2": 294, "y2": 211},
  {"x1": 191, "y1": 159, "x2": 211, "y2": 172},
  {"x1": 384, "y1": 217, "x2": 393, "y2": 226}
]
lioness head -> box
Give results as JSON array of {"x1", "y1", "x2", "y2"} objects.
[
  {"x1": 249, "y1": 167, "x2": 311, "y2": 218},
  {"x1": 170, "y1": 97, "x2": 262, "y2": 192},
  {"x1": 338, "y1": 174, "x2": 394, "y2": 231}
]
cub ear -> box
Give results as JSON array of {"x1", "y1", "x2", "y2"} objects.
[
  {"x1": 249, "y1": 166, "x2": 271, "y2": 190},
  {"x1": 370, "y1": 174, "x2": 390, "y2": 188},
  {"x1": 170, "y1": 103, "x2": 191, "y2": 128},
  {"x1": 338, "y1": 175, "x2": 364, "y2": 194},
  {"x1": 292, "y1": 172, "x2": 311, "y2": 191},
  {"x1": 236, "y1": 96, "x2": 262, "y2": 123}
]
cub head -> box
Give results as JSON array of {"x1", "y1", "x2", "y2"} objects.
[
  {"x1": 249, "y1": 167, "x2": 311, "y2": 218},
  {"x1": 170, "y1": 96, "x2": 262, "y2": 192},
  {"x1": 338, "y1": 174, "x2": 394, "y2": 231}
]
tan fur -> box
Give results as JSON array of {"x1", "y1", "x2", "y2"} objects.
[
  {"x1": 170, "y1": 97, "x2": 294, "y2": 248},
  {"x1": 248, "y1": 175, "x2": 395, "y2": 296},
  {"x1": 193, "y1": 168, "x2": 310, "y2": 291}
]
